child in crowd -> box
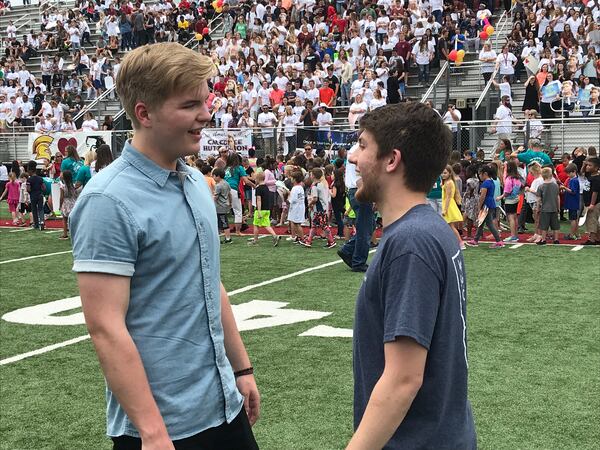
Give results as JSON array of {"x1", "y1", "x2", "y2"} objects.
[
  {"x1": 536, "y1": 167, "x2": 561, "y2": 245},
  {"x1": 497, "y1": 161, "x2": 523, "y2": 242},
  {"x1": 0, "y1": 171, "x2": 22, "y2": 225},
  {"x1": 462, "y1": 164, "x2": 480, "y2": 239},
  {"x1": 343, "y1": 195, "x2": 356, "y2": 241},
  {"x1": 560, "y1": 163, "x2": 580, "y2": 240},
  {"x1": 582, "y1": 157, "x2": 600, "y2": 245},
  {"x1": 525, "y1": 162, "x2": 544, "y2": 242},
  {"x1": 466, "y1": 166, "x2": 504, "y2": 248},
  {"x1": 200, "y1": 163, "x2": 216, "y2": 194},
  {"x1": 248, "y1": 171, "x2": 280, "y2": 246},
  {"x1": 18, "y1": 172, "x2": 31, "y2": 226},
  {"x1": 300, "y1": 168, "x2": 336, "y2": 248},
  {"x1": 212, "y1": 168, "x2": 232, "y2": 244},
  {"x1": 441, "y1": 165, "x2": 464, "y2": 249},
  {"x1": 26, "y1": 160, "x2": 46, "y2": 230},
  {"x1": 58, "y1": 170, "x2": 80, "y2": 240},
  {"x1": 287, "y1": 170, "x2": 306, "y2": 243}
]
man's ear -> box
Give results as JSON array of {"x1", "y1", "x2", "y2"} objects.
[
  {"x1": 133, "y1": 101, "x2": 152, "y2": 128},
  {"x1": 386, "y1": 148, "x2": 402, "y2": 174}
]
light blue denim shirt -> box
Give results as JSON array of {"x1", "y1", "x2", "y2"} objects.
[{"x1": 69, "y1": 142, "x2": 243, "y2": 440}]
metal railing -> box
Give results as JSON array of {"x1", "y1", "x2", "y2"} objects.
[
  {"x1": 110, "y1": 14, "x2": 226, "y2": 125},
  {"x1": 3, "y1": 117, "x2": 599, "y2": 163},
  {"x1": 475, "y1": 4, "x2": 517, "y2": 112},
  {"x1": 421, "y1": 60, "x2": 486, "y2": 108}
]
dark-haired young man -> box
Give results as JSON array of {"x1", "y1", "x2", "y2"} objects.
[{"x1": 346, "y1": 103, "x2": 477, "y2": 450}]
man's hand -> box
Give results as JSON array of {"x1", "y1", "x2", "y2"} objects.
[
  {"x1": 236, "y1": 374, "x2": 260, "y2": 426},
  {"x1": 141, "y1": 434, "x2": 175, "y2": 450}
]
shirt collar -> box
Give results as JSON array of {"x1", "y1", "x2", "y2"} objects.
[{"x1": 121, "y1": 140, "x2": 195, "y2": 187}]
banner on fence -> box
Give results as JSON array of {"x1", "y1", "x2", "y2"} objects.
[
  {"x1": 296, "y1": 128, "x2": 357, "y2": 150},
  {"x1": 28, "y1": 132, "x2": 112, "y2": 161},
  {"x1": 200, "y1": 129, "x2": 252, "y2": 159}
]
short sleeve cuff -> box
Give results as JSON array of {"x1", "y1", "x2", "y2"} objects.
[
  {"x1": 384, "y1": 326, "x2": 431, "y2": 351},
  {"x1": 72, "y1": 260, "x2": 135, "y2": 276}
]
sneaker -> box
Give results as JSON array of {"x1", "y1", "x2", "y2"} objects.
[
  {"x1": 465, "y1": 240, "x2": 479, "y2": 247},
  {"x1": 247, "y1": 240, "x2": 258, "y2": 246},
  {"x1": 40, "y1": 224, "x2": 45, "y2": 230},
  {"x1": 298, "y1": 239, "x2": 312, "y2": 248},
  {"x1": 460, "y1": 244, "x2": 466, "y2": 250},
  {"x1": 285, "y1": 236, "x2": 296, "y2": 241},
  {"x1": 273, "y1": 236, "x2": 281, "y2": 247},
  {"x1": 490, "y1": 242, "x2": 505, "y2": 248},
  {"x1": 221, "y1": 239, "x2": 233, "y2": 244},
  {"x1": 536, "y1": 240, "x2": 546, "y2": 245},
  {"x1": 58, "y1": 235, "x2": 69, "y2": 240},
  {"x1": 370, "y1": 241, "x2": 379, "y2": 248},
  {"x1": 337, "y1": 249, "x2": 353, "y2": 268},
  {"x1": 325, "y1": 241, "x2": 337, "y2": 249},
  {"x1": 553, "y1": 240, "x2": 560, "y2": 244},
  {"x1": 503, "y1": 236, "x2": 519, "y2": 242}
]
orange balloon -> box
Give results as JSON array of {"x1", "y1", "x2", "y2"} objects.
[{"x1": 486, "y1": 25, "x2": 495, "y2": 35}]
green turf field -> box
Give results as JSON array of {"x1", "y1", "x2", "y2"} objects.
[{"x1": 0, "y1": 227, "x2": 599, "y2": 450}]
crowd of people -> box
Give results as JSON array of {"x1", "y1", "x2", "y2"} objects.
[
  {"x1": 0, "y1": 142, "x2": 113, "y2": 238},
  {"x1": 2, "y1": 0, "x2": 599, "y2": 150},
  {"x1": 482, "y1": 0, "x2": 600, "y2": 122},
  {"x1": 430, "y1": 141, "x2": 600, "y2": 248},
  {"x1": 5, "y1": 136, "x2": 599, "y2": 249}
]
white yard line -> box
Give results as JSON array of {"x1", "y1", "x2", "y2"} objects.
[
  {"x1": 571, "y1": 245, "x2": 584, "y2": 252},
  {"x1": 0, "y1": 249, "x2": 376, "y2": 366},
  {"x1": 0, "y1": 250, "x2": 73, "y2": 265},
  {"x1": 0, "y1": 335, "x2": 91, "y2": 366},
  {"x1": 9, "y1": 228, "x2": 34, "y2": 233},
  {"x1": 510, "y1": 243, "x2": 524, "y2": 249}
]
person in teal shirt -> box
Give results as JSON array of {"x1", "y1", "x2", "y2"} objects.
[
  {"x1": 60, "y1": 147, "x2": 83, "y2": 178},
  {"x1": 74, "y1": 164, "x2": 92, "y2": 187},
  {"x1": 515, "y1": 139, "x2": 553, "y2": 168},
  {"x1": 224, "y1": 153, "x2": 254, "y2": 235},
  {"x1": 426, "y1": 175, "x2": 443, "y2": 215}
]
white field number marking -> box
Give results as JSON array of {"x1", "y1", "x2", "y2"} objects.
[{"x1": 2, "y1": 297, "x2": 335, "y2": 333}]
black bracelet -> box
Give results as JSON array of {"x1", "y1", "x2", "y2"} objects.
[{"x1": 234, "y1": 367, "x2": 254, "y2": 378}]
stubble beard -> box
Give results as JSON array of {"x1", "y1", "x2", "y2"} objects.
[{"x1": 355, "y1": 173, "x2": 379, "y2": 204}]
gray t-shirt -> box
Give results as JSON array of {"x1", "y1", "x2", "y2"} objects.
[
  {"x1": 214, "y1": 180, "x2": 231, "y2": 214},
  {"x1": 538, "y1": 181, "x2": 559, "y2": 213},
  {"x1": 353, "y1": 204, "x2": 476, "y2": 449}
]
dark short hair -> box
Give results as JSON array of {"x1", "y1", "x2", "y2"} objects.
[
  {"x1": 565, "y1": 163, "x2": 578, "y2": 173},
  {"x1": 479, "y1": 165, "x2": 496, "y2": 177},
  {"x1": 212, "y1": 167, "x2": 225, "y2": 178},
  {"x1": 358, "y1": 103, "x2": 452, "y2": 193},
  {"x1": 587, "y1": 157, "x2": 600, "y2": 168},
  {"x1": 200, "y1": 164, "x2": 213, "y2": 175}
]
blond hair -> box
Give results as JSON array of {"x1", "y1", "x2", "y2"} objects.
[
  {"x1": 528, "y1": 162, "x2": 542, "y2": 176},
  {"x1": 116, "y1": 43, "x2": 216, "y2": 128},
  {"x1": 84, "y1": 150, "x2": 96, "y2": 166},
  {"x1": 541, "y1": 167, "x2": 553, "y2": 180}
]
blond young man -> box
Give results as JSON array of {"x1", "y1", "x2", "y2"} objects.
[{"x1": 69, "y1": 43, "x2": 259, "y2": 450}]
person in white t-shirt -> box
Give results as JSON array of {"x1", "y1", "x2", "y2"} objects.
[
  {"x1": 257, "y1": 104, "x2": 278, "y2": 155},
  {"x1": 492, "y1": 96, "x2": 515, "y2": 145},
  {"x1": 34, "y1": 116, "x2": 53, "y2": 133},
  {"x1": 80, "y1": 112, "x2": 99, "y2": 131},
  {"x1": 496, "y1": 45, "x2": 518, "y2": 83},
  {"x1": 442, "y1": 104, "x2": 462, "y2": 150},
  {"x1": 316, "y1": 103, "x2": 333, "y2": 131}
]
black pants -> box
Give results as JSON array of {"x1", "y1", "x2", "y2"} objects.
[
  {"x1": 30, "y1": 194, "x2": 44, "y2": 228},
  {"x1": 112, "y1": 410, "x2": 258, "y2": 450}
]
